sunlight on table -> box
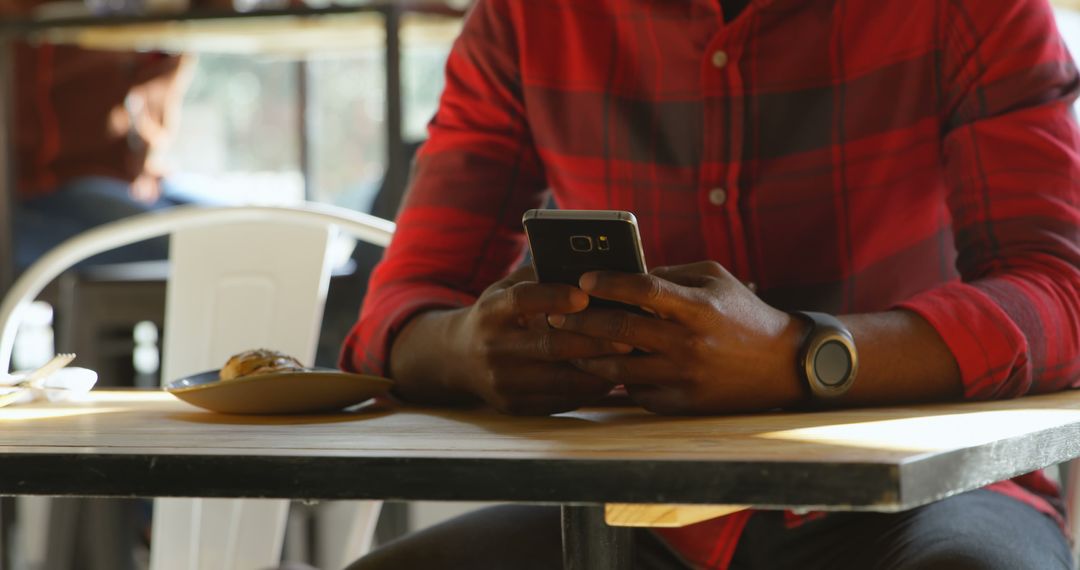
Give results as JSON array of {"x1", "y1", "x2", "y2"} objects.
[
  {"x1": 0, "y1": 407, "x2": 122, "y2": 422},
  {"x1": 756, "y1": 408, "x2": 1080, "y2": 453},
  {"x1": 0, "y1": 391, "x2": 170, "y2": 422},
  {"x1": 78, "y1": 390, "x2": 174, "y2": 403}
]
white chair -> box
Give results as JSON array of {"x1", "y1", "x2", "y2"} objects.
[
  {"x1": 0, "y1": 203, "x2": 395, "y2": 570},
  {"x1": 1064, "y1": 462, "x2": 1080, "y2": 565}
]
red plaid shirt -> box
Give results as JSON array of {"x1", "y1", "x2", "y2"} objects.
[{"x1": 343, "y1": 0, "x2": 1080, "y2": 566}]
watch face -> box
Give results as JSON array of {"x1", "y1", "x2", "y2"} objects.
[
  {"x1": 796, "y1": 311, "x2": 858, "y2": 400},
  {"x1": 814, "y1": 340, "x2": 853, "y2": 387}
]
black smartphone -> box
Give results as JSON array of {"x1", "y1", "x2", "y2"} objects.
[{"x1": 522, "y1": 209, "x2": 647, "y2": 310}]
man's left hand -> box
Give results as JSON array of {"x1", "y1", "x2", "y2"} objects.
[{"x1": 549, "y1": 261, "x2": 808, "y2": 414}]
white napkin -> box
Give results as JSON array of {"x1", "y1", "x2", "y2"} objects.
[{"x1": 0, "y1": 367, "x2": 99, "y2": 405}]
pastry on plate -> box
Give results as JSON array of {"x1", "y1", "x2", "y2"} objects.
[{"x1": 220, "y1": 349, "x2": 305, "y2": 381}]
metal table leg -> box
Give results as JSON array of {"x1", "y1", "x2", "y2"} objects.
[
  {"x1": 381, "y1": 4, "x2": 407, "y2": 209},
  {"x1": 296, "y1": 59, "x2": 315, "y2": 201},
  {"x1": 0, "y1": 497, "x2": 10, "y2": 570},
  {"x1": 0, "y1": 37, "x2": 15, "y2": 296},
  {"x1": 561, "y1": 505, "x2": 632, "y2": 570},
  {"x1": 0, "y1": 36, "x2": 16, "y2": 570}
]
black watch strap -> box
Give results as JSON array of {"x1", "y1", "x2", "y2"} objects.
[{"x1": 793, "y1": 311, "x2": 858, "y2": 400}]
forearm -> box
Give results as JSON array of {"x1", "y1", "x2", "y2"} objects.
[
  {"x1": 745, "y1": 308, "x2": 964, "y2": 410},
  {"x1": 831, "y1": 311, "x2": 963, "y2": 406},
  {"x1": 388, "y1": 308, "x2": 482, "y2": 406}
]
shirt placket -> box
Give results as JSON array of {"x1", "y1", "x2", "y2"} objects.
[{"x1": 700, "y1": 24, "x2": 751, "y2": 281}]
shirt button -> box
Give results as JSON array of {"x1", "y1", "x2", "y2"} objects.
[
  {"x1": 711, "y1": 50, "x2": 729, "y2": 69},
  {"x1": 708, "y1": 187, "x2": 727, "y2": 206}
]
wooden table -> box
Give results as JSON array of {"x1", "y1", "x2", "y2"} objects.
[{"x1": 3, "y1": 390, "x2": 1080, "y2": 569}]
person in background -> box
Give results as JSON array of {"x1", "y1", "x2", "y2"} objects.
[
  {"x1": 342, "y1": 0, "x2": 1080, "y2": 568},
  {"x1": 12, "y1": 42, "x2": 194, "y2": 270},
  {"x1": 0, "y1": 0, "x2": 205, "y2": 276}
]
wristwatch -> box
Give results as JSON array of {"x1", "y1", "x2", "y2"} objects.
[{"x1": 793, "y1": 311, "x2": 858, "y2": 400}]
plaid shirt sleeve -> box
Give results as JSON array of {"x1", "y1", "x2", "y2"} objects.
[
  {"x1": 340, "y1": 0, "x2": 546, "y2": 375},
  {"x1": 897, "y1": 0, "x2": 1080, "y2": 399}
]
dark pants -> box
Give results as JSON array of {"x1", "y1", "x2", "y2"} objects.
[
  {"x1": 346, "y1": 490, "x2": 1072, "y2": 570},
  {"x1": 14, "y1": 176, "x2": 194, "y2": 270}
]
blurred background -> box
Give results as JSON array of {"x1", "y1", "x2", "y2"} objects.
[{"x1": 166, "y1": 36, "x2": 453, "y2": 209}]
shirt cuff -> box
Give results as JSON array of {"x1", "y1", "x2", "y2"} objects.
[
  {"x1": 896, "y1": 281, "x2": 1030, "y2": 400},
  {"x1": 340, "y1": 284, "x2": 474, "y2": 377}
]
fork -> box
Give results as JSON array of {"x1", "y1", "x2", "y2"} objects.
[
  {"x1": 13, "y1": 353, "x2": 76, "y2": 390},
  {"x1": 0, "y1": 353, "x2": 75, "y2": 409}
]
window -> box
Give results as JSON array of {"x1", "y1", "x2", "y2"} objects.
[
  {"x1": 1056, "y1": 6, "x2": 1080, "y2": 117},
  {"x1": 165, "y1": 13, "x2": 459, "y2": 213}
]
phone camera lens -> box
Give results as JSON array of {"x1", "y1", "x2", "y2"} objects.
[{"x1": 570, "y1": 235, "x2": 593, "y2": 252}]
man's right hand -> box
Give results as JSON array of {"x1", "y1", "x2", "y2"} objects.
[{"x1": 389, "y1": 267, "x2": 630, "y2": 415}]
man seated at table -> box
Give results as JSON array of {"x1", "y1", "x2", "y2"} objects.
[
  {"x1": 9, "y1": 42, "x2": 203, "y2": 392},
  {"x1": 12, "y1": 41, "x2": 196, "y2": 271},
  {"x1": 341, "y1": 0, "x2": 1080, "y2": 567}
]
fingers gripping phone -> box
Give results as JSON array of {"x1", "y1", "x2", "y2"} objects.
[{"x1": 522, "y1": 209, "x2": 647, "y2": 311}]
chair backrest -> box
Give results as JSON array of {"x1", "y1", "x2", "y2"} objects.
[
  {"x1": 1065, "y1": 461, "x2": 1080, "y2": 564},
  {"x1": 0, "y1": 204, "x2": 395, "y2": 376},
  {"x1": 163, "y1": 219, "x2": 332, "y2": 382}
]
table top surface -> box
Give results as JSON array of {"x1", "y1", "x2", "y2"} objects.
[
  {"x1": 2, "y1": 2, "x2": 465, "y2": 54},
  {"x1": 2, "y1": 390, "x2": 1080, "y2": 510},
  {"x1": 4, "y1": 0, "x2": 461, "y2": 28}
]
